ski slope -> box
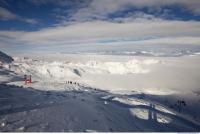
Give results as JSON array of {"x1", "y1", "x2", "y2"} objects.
[{"x1": 0, "y1": 53, "x2": 200, "y2": 132}]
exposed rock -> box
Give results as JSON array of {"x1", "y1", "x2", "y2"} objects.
[{"x1": 0, "y1": 51, "x2": 13, "y2": 63}]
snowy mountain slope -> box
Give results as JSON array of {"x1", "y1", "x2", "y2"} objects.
[
  {"x1": 8, "y1": 57, "x2": 159, "y2": 82},
  {"x1": 0, "y1": 54, "x2": 200, "y2": 132},
  {"x1": 0, "y1": 51, "x2": 13, "y2": 64}
]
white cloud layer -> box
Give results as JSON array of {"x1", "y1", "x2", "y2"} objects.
[
  {"x1": 0, "y1": 7, "x2": 18, "y2": 20},
  {"x1": 1, "y1": 0, "x2": 200, "y2": 53},
  {"x1": 70, "y1": 0, "x2": 200, "y2": 21},
  {"x1": 0, "y1": 20, "x2": 199, "y2": 49}
]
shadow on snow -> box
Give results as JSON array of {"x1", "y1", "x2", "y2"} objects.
[{"x1": 0, "y1": 84, "x2": 199, "y2": 132}]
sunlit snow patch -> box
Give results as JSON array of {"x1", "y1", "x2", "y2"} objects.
[
  {"x1": 138, "y1": 88, "x2": 177, "y2": 95},
  {"x1": 112, "y1": 97, "x2": 149, "y2": 106},
  {"x1": 112, "y1": 96, "x2": 176, "y2": 115},
  {"x1": 10, "y1": 58, "x2": 160, "y2": 81},
  {"x1": 129, "y1": 108, "x2": 172, "y2": 124}
]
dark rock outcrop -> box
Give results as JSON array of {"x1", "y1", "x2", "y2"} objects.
[{"x1": 0, "y1": 51, "x2": 13, "y2": 63}]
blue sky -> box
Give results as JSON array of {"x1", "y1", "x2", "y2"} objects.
[{"x1": 0, "y1": 0, "x2": 200, "y2": 54}]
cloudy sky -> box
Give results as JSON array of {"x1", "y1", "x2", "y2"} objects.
[{"x1": 0, "y1": 0, "x2": 200, "y2": 54}]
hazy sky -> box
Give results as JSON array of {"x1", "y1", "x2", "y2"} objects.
[{"x1": 0, "y1": 0, "x2": 200, "y2": 54}]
